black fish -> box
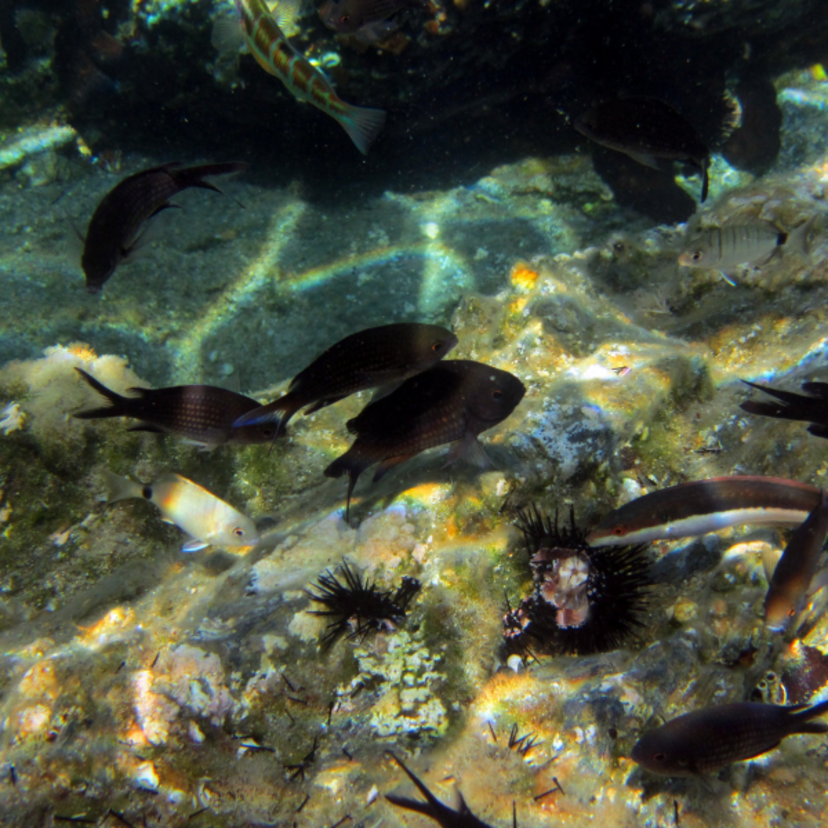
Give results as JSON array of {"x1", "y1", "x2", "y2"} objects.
[
  {"x1": 740, "y1": 380, "x2": 828, "y2": 439},
  {"x1": 575, "y1": 97, "x2": 710, "y2": 202},
  {"x1": 319, "y1": 0, "x2": 425, "y2": 43},
  {"x1": 324, "y1": 360, "x2": 525, "y2": 519},
  {"x1": 81, "y1": 161, "x2": 246, "y2": 292},
  {"x1": 385, "y1": 752, "x2": 495, "y2": 828},
  {"x1": 73, "y1": 368, "x2": 277, "y2": 448},
  {"x1": 631, "y1": 700, "x2": 828, "y2": 776},
  {"x1": 232, "y1": 323, "x2": 458, "y2": 435}
]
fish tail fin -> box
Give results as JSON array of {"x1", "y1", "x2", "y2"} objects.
[
  {"x1": 74, "y1": 368, "x2": 129, "y2": 418},
  {"x1": 100, "y1": 469, "x2": 143, "y2": 504},
  {"x1": 337, "y1": 104, "x2": 387, "y2": 155},
  {"x1": 791, "y1": 698, "x2": 828, "y2": 732},
  {"x1": 786, "y1": 215, "x2": 818, "y2": 257},
  {"x1": 233, "y1": 395, "x2": 300, "y2": 433}
]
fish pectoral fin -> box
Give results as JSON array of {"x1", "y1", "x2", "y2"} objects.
[
  {"x1": 718, "y1": 270, "x2": 738, "y2": 286},
  {"x1": 272, "y1": 0, "x2": 303, "y2": 33},
  {"x1": 211, "y1": 16, "x2": 244, "y2": 53},
  {"x1": 445, "y1": 432, "x2": 491, "y2": 469},
  {"x1": 368, "y1": 380, "x2": 404, "y2": 405},
  {"x1": 181, "y1": 539, "x2": 209, "y2": 553},
  {"x1": 372, "y1": 453, "x2": 415, "y2": 483},
  {"x1": 807, "y1": 567, "x2": 828, "y2": 598}
]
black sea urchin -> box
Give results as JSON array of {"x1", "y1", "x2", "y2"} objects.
[
  {"x1": 503, "y1": 504, "x2": 653, "y2": 656},
  {"x1": 307, "y1": 562, "x2": 421, "y2": 648}
]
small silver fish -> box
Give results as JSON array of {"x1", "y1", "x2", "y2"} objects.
[
  {"x1": 102, "y1": 470, "x2": 260, "y2": 552},
  {"x1": 678, "y1": 218, "x2": 813, "y2": 277}
]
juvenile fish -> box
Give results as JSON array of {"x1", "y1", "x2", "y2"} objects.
[
  {"x1": 324, "y1": 360, "x2": 525, "y2": 520},
  {"x1": 678, "y1": 218, "x2": 812, "y2": 276},
  {"x1": 765, "y1": 489, "x2": 828, "y2": 631},
  {"x1": 74, "y1": 368, "x2": 278, "y2": 448},
  {"x1": 632, "y1": 700, "x2": 828, "y2": 776},
  {"x1": 81, "y1": 161, "x2": 246, "y2": 292},
  {"x1": 741, "y1": 379, "x2": 828, "y2": 438},
  {"x1": 574, "y1": 97, "x2": 710, "y2": 202},
  {"x1": 385, "y1": 751, "x2": 495, "y2": 828},
  {"x1": 232, "y1": 323, "x2": 458, "y2": 435},
  {"x1": 213, "y1": 0, "x2": 386, "y2": 154},
  {"x1": 319, "y1": 0, "x2": 425, "y2": 43},
  {"x1": 587, "y1": 476, "x2": 821, "y2": 547},
  {"x1": 102, "y1": 470, "x2": 260, "y2": 552}
]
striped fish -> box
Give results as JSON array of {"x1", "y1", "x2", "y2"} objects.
[
  {"x1": 678, "y1": 217, "x2": 814, "y2": 275},
  {"x1": 213, "y1": 0, "x2": 386, "y2": 154}
]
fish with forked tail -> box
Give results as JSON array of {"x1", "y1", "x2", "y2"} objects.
[
  {"x1": 212, "y1": 0, "x2": 386, "y2": 154},
  {"x1": 324, "y1": 360, "x2": 525, "y2": 520},
  {"x1": 632, "y1": 700, "x2": 828, "y2": 776},
  {"x1": 575, "y1": 96, "x2": 710, "y2": 202},
  {"x1": 73, "y1": 368, "x2": 278, "y2": 448},
  {"x1": 81, "y1": 161, "x2": 247, "y2": 292},
  {"x1": 740, "y1": 379, "x2": 828, "y2": 438},
  {"x1": 102, "y1": 470, "x2": 260, "y2": 553},
  {"x1": 385, "y1": 751, "x2": 497, "y2": 828},
  {"x1": 232, "y1": 323, "x2": 458, "y2": 436}
]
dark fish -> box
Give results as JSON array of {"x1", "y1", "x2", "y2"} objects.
[
  {"x1": 324, "y1": 360, "x2": 525, "y2": 519},
  {"x1": 765, "y1": 489, "x2": 828, "y2": 632},
  {"x1": 81, "y1": 161, "x2": 246, "y2": 292},
  {"x1": 232, "y1": 323, "x2": 458, "y2": 435},
  {"x1": 632, "y1": 700, "x2": 828, "y2": 776},
  {"x1": 73, "y1": 368, "x2": 277, "y2": 448},
  {"x1": 574, "y1": 97, "x2": 710, "y2": 202},
  {"x1": 741, "y1": 380, "x2": 828, "y2": 439},
  {"x1": 319, "y1": 0, "x2": 424, "y2": 43},
  {"x1": 385, "y1": 751, "x2": 495, "y2": 828},
  {"x1": 587, "y1": 476, "x2": 821, "y2": 547}
]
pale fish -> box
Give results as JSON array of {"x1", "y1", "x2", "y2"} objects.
[
  {"x1": 678, "y1": 217, "x2": 814, "y2": 281},
  {"x1": 102, "y1": 470, "x2": 260, "y2": 552}
]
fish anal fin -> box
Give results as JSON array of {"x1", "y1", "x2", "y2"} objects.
[
  {"x1": 304, "y1": 394, "x2": 347, "y2": 415},
  {"x1": 801, "y1": 381, "x2": 828, "y2": 399},
  {"x1": 807, "y1": 424, "x2": 828, "y2": 439},
  {"x1": 372, "y1": 453, "x2": 415, "y2": 483},
  {"x1": 626, "y1": 150, "x2": 664, "y2": 172},
  {"x1": 126, "y1": 424, "x2": 165, "y2": 434}
]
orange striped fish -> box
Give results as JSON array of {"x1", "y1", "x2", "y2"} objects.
[{"x1": 213, "y1": 0, "x2": 386, "y2": 154}]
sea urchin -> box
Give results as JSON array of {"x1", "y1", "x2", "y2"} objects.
[
  {"x1": 503, "y1": 504, "x2": 654, "y2": 656},
  {"x1": 307, "y1": 562, "x2": 421, "y2": 648}
]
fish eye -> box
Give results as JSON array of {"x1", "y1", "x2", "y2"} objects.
[
  {"x1": 262, "y1": 426, "x2": 275, "y2": 439},
  {"x1": 613, "y1": 241, "x2": 625, "y2": 252},
  {"x1": 340, "y1": 14, "x2": 350, "y2": 24},
  {"x1": 653, "y1": 752, "x2": 667, "y2": 763},
  {"x1": 691, "y1": 250, "x2": 703, "y2": 261},
  {"x1": 431, "y1": 340, "x2": 444, "y2": 352},
  {"x1": 788, "y1": 608, "x2": 796, "y2": 617},
  {"x1": 492, "y1": 389, "x2": 504, "y2": 400},
  {"x1": 233, "y1": 527, "x2": 245, "y2": 538},
  {"x1": 613, "y1": 525, "x2": 626, "y2": 536}
]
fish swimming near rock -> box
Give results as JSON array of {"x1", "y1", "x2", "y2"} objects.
[
  {"x1": 324, "y1": 360, "x2": 525, "y2": 520},
  {"x1": 632, "y1": 700, "x2": 828, "y2": 776},
  {"x1": 81, "y1": 161, "x2": 246, "y2": 293},
  {"x1": 740, "y1": 379, "x2": 828, "y2": 438},
  {"x1": 319, "y1": 0, "x2": 425, "y2": 44},
  {"x1": 385, "y1": 751, "x2": 497, "y2": 828},
  {"x1": 212, "y1": 0, "x2": 386, "y2": 154},
  {"x1": 102, "y1": 470, "x2": 260, "y2": 552},
  {"x1": 574, "y1": 96, "x2": 710, "y2": 202},
  {"x1": 74, "y1": 368, "x2": 278, "y2": 448},
  {"x1": 232, "y1": 323, "x2": 458, "y2": 435},
  {"x1": 587, "y1": 476, "x2": 822, "y2": 547},
  {"x1": 765, "y1": 489, "x2": 828, "y2": 632},
  {"x1": 678, "y1": 218, "x2": 814, "y2": 281}
]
